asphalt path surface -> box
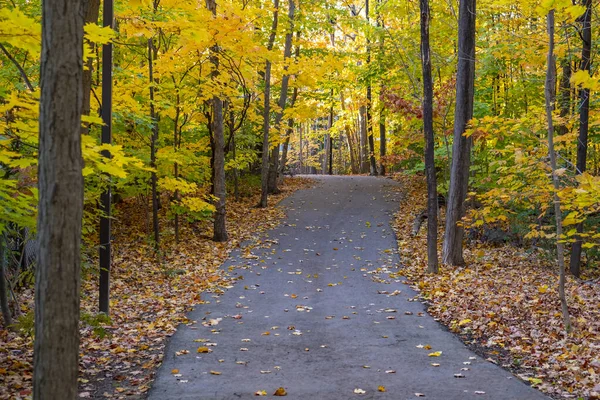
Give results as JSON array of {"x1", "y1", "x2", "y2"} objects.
[{"x1": 148, "y1": 176, "x2": 548, "y2": 400}]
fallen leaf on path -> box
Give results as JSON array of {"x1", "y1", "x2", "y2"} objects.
[
  {"x1": 354, "y1": 388, "x2": 366, "y2": 394},
  {"x1": 273, "y1": 387, "x2": 287, "y2": 396},
  {"x1": 428, "y1": 351, "x2": 442, "y2": 357}
]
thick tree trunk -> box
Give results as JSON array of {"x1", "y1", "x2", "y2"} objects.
[
  {"x1": 420, "y1": 0, "x2": 438, "y2": 274},
  {"x1": 569, "y1": 0, "x2": 592, "y2": 277},
  {"x1": 442, "y1": 0, "x2": 476, "y2": 266},
  {"x1": 268, "y1": 0, "x2": 295, "y2": 194},
  {"x1": 259, "y1": 0, "x2": 280, "y2": 208},
  {"x1": 34, "y1": 0, "x2": 85, "y2": 397},
  {"x1": 545, "y1": 10, "x2": 571, "y2": 333}
]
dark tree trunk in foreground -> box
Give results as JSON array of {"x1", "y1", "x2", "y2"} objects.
[
  {"x1": 545, "y1": 10, "x2": 571, "y2": 333},
  {"x1": 259, "y1": 0, "x2": 280, "y2": 207},
  {"x1": 569, "y1": 0, "x2": 592, "y2": 277},
  {"x1": 420, "y1": 0, "x2": 438, "y2": 274},
  {"x1": 206, "y1": 0, "x2": 228, "y2": 241},
  {"x1": 34, "y1": 0, "x2": 85, "y2": 397},
  {"x1": 442, "y1": 0, "x2": 476, "y2": 266}
]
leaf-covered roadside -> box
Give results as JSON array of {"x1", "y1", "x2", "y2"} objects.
[
  {"x1": 392, "y1": 174, "x2": 600, "y2": 399},
  {"x1": 0, "y1": 177, "x2": 313, "y2": 400}
]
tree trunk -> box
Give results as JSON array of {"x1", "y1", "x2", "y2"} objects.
[
  {"x1": 365, "y1": 0, "x2": 378, "y2": 176},
  {"x1": 328, "y1": 105, "x2": 334, "y2": 175},
  {"x1": 0, "y1": 234, "x2": 12, "y2": 328},
  {"x1": 206, "y1": 0, "x2": 228, "y2": 242},
  {"x1": 420, "y1": 0, "x2": 438, "y2": 274},
  {"x1": 569, "y1": 0, "x2": 592, "y2": 278},
  {"x1": 259, "y1": 0, "x2": 280, "y2": 208},
  {"x1": 34, "y1": 0, "x2": 85, "y2": 397},
  {"x1": 148, "y1": 38, "x2": 160, "y2": 251},
  {"x1": 280, "y1": 87, "x2": 298, "y2": 179},
  {"x1": 81, "y1": 0, "x2": 100, "y2": 133},
  {"x1": 545, "y1": 10, "x2": 571, "y2": 333},
  {"x1": 99, "y1": 0, "x2": 113, "y2": 314},
  {"x1": 268, "y1": 0, "x2": 295, "y2": 194},
  {"x1": 359, "y1": 105, "x2": 368, "y2": 173},
  {"x1": 442, "y1": 0, "x2": 476, "y2": 266}
]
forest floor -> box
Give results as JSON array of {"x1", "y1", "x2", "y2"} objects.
[
  {"x1": 393, "y1": 174, "x2": 600, "y2": 399},
  {"x1": 0, "y1": 174, "x2": 598, "y2": 399},
  {"x1": 0, "y1": 177, "x2": 313, "y2": 400}
]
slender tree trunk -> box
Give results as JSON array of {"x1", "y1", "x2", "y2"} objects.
[
  {"x1": 0, "y1": 234, "x2": 12, "y2": 328},
  {"x1": 81, "y1": 0, "x2": 100, "y2": 134},
  {"x1": 569, "y1": 0, "x2": 592, "y2": 277},
  {"x1": 365, "y1": 0, "x2": 378, "y2": 176},
  {"x1": 259, "y1": 0, "x2": 280, "y2": 207},
  {"x1": 442, "y1": 0, "x2": 476, "y2": 266},
  {"x1": 280, "y1": 87, "x2": 298, "y2": 178},
  {"x1": 34, "y1": 0, "x2": 85, "y2": 397},
  {"x1": 173, "y1": 96, "x2": 181, "y2": 244},
  {"x1": 420, "y1": 0, "x2": 438, "y2": 274},
  {"x1": 545, "y1": 10, "x2": 571, "y2": 333},
  {"x1": 268, "y1": 0, "x2": 295, "y2": 194},
  {"x1": 205, "y1": 0, "x2": 228, "y2": 241},
  {"x1": 98, "y1": 0, "x2": 113, "y2": 314},
  {"x1": 148, "y1": 38, "x2": 160, "y2": 251},
  {"x1": 359, "y1": 105, "x2": 368, "y2": 173},
  {"x1": 328, "y1": 104, "x2": 334, "y2": 175}
]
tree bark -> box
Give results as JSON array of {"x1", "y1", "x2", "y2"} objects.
[
  {"x1": 148, "y1": 38, "x2": 160, "y2": 251},
  {"x1": 81, "y1": 0, "x2": 100, "y2": 133},
  {"x1": 206, "y1": 0, "x2": 228, "y2": 242},
  {"x1": 569, "y1": 0, "x2": 592, "y2": 277},
  {"x1": 365, "y1": 0, "x2": 378, "y2": 176},
  {"x1": 359, "y1": 105, "x2": 368, "y2": 173},
  {"x1": 268, "y1": 0, "x2": 295, "y2": 194},
  {"x1": 34, "y1": 0, "x2": 85, "y2": 397},
  {"x1": 545, "y1": 10, "x2": 571, "y2": 333},
  {"x1": 442, "y1": 0, "x2": 476, "y2": 266},
  {"x1": 259, "y1": 0, "x2": 280, "y2": 208},
  {"x1": 0, "y1": 234, "x2": 12, "y2": 328},
  {"x1": 420, "y1": 0, "x2": 438, "y2": 274},
  {"x1": 279, "y1": 87, "x2": 298, "y2": 179}
]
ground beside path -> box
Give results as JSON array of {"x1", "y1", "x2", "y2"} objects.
[{"x1": 148, "y1": 175, "x2": 548, "y2": 400}]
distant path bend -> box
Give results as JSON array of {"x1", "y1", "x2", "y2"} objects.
[{"x1": 149, "y1": 176, "x2": 548, "y2": 400}]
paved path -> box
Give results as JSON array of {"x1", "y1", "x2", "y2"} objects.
[{"x1": 149, "y1": 176, "x2": 548, "y2": 400}]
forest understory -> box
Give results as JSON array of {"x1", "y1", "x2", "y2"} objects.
[
  {"x1": 0, "y1": 177, "x2": 313, "y2": 400},
  {"x1": 392, "y1": 174, "x2": 600, "y2": 400}
]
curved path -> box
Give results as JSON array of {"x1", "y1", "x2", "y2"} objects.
[{"x1": 149, "y1": 176, "x2": 547, "y2": 400}]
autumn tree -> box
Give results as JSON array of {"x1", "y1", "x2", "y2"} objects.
[
  {"x1": 34, "y1": 0, "x2": 85, "y2": 398},
  {"x1": 442, "y1": 0, "x2": 476, "y2": 266},
  {"x1": 420, "y1": 0, "x2": 438, "y2": 274},
  {"x1": 544, "y1": 8, "x2": 571, "y2": 333},
  {"x1": 568, "y1": 0, "x2": 592, "y2": 277}
]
